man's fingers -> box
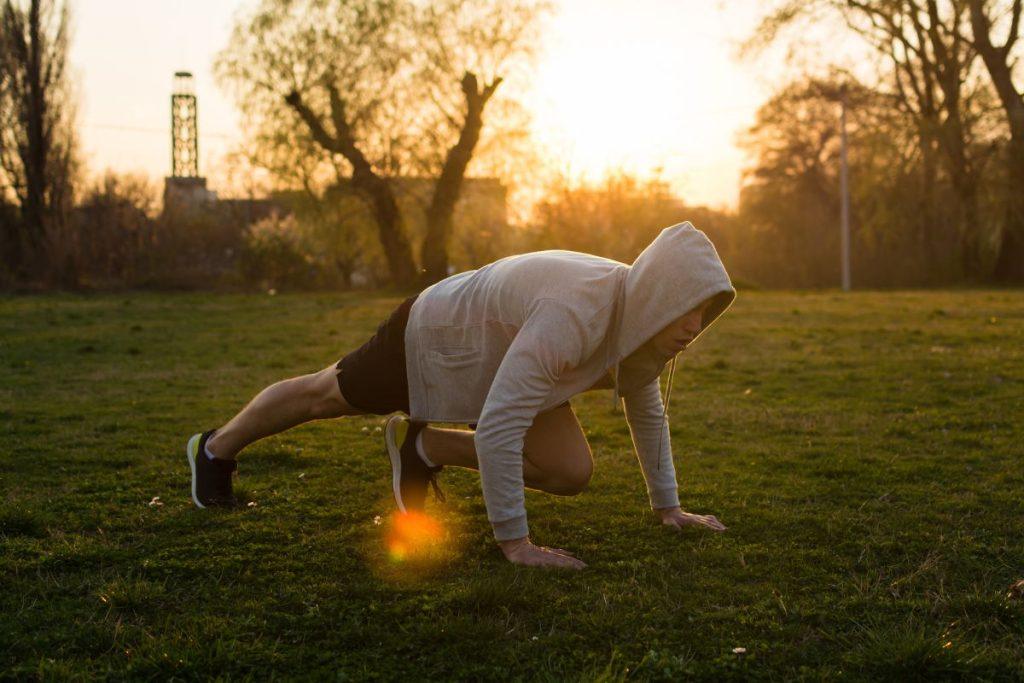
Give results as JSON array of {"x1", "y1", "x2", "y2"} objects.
[
  {"x1": 544, "y1": 550, "x2": 585, "y2": 569},
  {"x1": 528, "y1": 554, "x2": 585, "y2": 570},
  {"x1": 510, "y1": 545, "x2": 586, "y2": 569},
  {"x1": 544, "y1": 549, "x2": 585, "y2": 568},
  {"x1": 663, "y1": 513, "x2": 727, "y2": 532},
  {"x1": 700, "y1": 516, "x2": 727, "y2": 531}
]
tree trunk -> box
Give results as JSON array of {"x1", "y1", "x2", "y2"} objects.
[
  {"x1": 955, "y1": 180, "x2": 981, "y2": 281},
  {"x1": 351, "y1": 172, "x2": 418, "y2": 286},
  {"x1": 7, "y1": 0, "x2": 50, "y2": 273},
  {"x1": 285, "y1": 87, "x2": 418, "y2": 287},
  {"x1": 969, "y1": 0, "x2": 1024, "y2": 141},
  {"x1": 993, "y1": 140, "x2": 1024, "y2": 283},
  {"x1": 969, "y1": 0, "x2": 1024, "y2": 283},
  {"x1": 993, "y1": 219, "x2": 1024, "y2": 283},
  {"x1": 917, "y1": 128, "x2": 944, "y2": 283},
  {"x1": 931, "y1": 20, "x2": 980, "y2": 282},
  {"x1": 420, "y1": 73, "x2": 501, "y2": 285},
  {"x1": 23, "y1": 1, "x2": 47, "y2": 258},
  {"x1": 1, "y1": 0, "x2": 73, "y2": 281}
]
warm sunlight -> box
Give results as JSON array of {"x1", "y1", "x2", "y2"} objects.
[
  {"x1": 525, "y1": 0, "x2": 766, "y2": 206},
  {"x1": 386, "y1": 511, "x2": 445, "y2": 563},
  {"x1": 532, "y1": 41, "x2": 685, "y2": 173},
  {"x1": 70, "y1": 0, "x2": 768, "y2": 208},
  {"x1": 360, "y1": 506, "x2": 463, "y2": 585},
  {"x1": 8, "y1": 0, "x2": 1024, "y2": 674}
]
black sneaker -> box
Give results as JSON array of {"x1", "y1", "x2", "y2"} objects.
[
  {"x1": 186, "y1": 431, "x2": 238, "y2": 508},
  {"x1": 384, "y1": 416, "x2": 445, "y2": 513}
]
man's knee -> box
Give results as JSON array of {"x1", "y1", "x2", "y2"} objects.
[{"x1": 547, "y1": 459, "x2": 593, "y2": 496}]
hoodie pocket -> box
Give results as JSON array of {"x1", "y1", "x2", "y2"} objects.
[{"x1": 428, "y1": 348, "x2": 482, "y2": 369}]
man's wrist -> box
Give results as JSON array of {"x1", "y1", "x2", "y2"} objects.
[
  {"x1": 650, "y1": 487, "x2": 681, "y2": 510},
  {"x1": 491, "y1": 514, "x2": 529, "y2": 542}
]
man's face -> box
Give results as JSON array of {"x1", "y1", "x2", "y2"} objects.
[{"x1": 649, "y1": 299, "x2": 710, "y2": 358}]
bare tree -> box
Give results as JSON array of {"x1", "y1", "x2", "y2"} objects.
[
  {"x1": 0, "y1": 0, "x2": 76, "y2": 279},
  {"x1": 746, "y1": 0, "x2": 994, "y2": 279},
  {"x1": 0, "y1": 19, "x2": 12, "y2": 274},
  {"x1": 968, "y1": 0, "x2": 1024, "y2": 282},
  {"x1": 217, "y1": 0, "x2": 419, "y2": 286},
  {"x1": 410, "y1": 0, "x2": 546, "y2": 283},
  {"x1": 734, "y1": 73, "x2": 957, "y2": 286},
  {"x1": 216, "y1": 0, "x2": 546, "y2": 286}
]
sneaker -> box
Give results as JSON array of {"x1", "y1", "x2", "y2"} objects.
[
  {"x1": 186, "y1": 431, "x2": 238, "y2": 508},
  {"x1": 384, "y1": 416, "x2": 445, "y2": 513}
]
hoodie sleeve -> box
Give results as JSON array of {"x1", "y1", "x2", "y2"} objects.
[
  {"x1": 473, "y1": 300, "x2": 588, "y2": 542},
  {"x1": 621, "y1": 377, "x2": 681, "y2": 510}
]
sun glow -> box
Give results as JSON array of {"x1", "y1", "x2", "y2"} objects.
[
  {"x1": 524, "y1": 0, "x2": 765, "y2": 207},
  {"x1": 386, "y1": 510, "x2": 445, "y2": 563},
  {"x1": 70, "y1": 1, "x2": 767, "y2": 208},
  {"x1": 531, "y1": 41, "x2": 686, "y2": 174},
  {"x1": 361, "y1": 506, "x2": 462, "y2": 584}
]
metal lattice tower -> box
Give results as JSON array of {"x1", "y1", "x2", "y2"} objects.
[{"x1": 171, "y1": 72, "x2": 199, "y2": 178}]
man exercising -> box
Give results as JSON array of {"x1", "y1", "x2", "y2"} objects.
[{"x1": 187, "y1": 221, "x2": 736, "y2": 570}]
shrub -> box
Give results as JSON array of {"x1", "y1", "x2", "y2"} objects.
[{"x1": 238, "y1": 212, "x2": 316, "y2": 290}]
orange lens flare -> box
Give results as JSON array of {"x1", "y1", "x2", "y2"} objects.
[{"x1": 385, "y1": 510, "x2": 443, "y2": 563}]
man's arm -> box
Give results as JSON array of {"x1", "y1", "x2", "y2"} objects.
[
  {"x1": 472, "y1": 301, "x2": 587, "y2": 553},
  {"x1": 620, "y1": 377, "x2": 681, "y2": 510},
  {"x1": 621, "y1": 377, "x2": 727, "y2": 532}
]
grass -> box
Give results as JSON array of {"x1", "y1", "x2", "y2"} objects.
[{"x1": 1, "y1": 289, "x2": 1022, "y2": 680}]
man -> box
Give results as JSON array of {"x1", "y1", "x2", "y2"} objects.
[{"x1": 187, "y1": 222, "x2": 736, "y2": 570}]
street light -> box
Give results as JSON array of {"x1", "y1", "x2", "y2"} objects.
[{"x1": 839, "y1": 85, "x2": 851, "y2": 292}]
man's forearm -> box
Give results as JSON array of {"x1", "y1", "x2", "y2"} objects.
[
  {"x1": 621, "y1": 380, "x2": 681, "y2": 509},
  {"x1": 473, "y1": 425, "x2": 532, "y2": 542}
]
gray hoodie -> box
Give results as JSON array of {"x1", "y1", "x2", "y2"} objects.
[{"x1": 404, "y1": 222, "x2": 736, "y2": 541}]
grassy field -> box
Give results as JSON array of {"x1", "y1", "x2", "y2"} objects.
[{"x1": 2, "y1": 289, "x2": 1023, "y2": 680}]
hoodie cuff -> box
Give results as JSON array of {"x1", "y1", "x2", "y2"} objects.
[
  {"x1": 649, "y1": 487, "x2": 680, "y2": 510},
  {"x1": 491, "y1": 514, "x2": 529, "y2": 542}
]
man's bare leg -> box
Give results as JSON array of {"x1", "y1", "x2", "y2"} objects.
[
  {"x1": 206, "y1": 363, "x2": 363, "y2": 459},
  {"x1": 418, "y1": 405, "x2": 593, "y2": 495}
]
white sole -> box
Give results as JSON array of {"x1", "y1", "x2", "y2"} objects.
[
  {"x1": 383, "y1": 416, "x2": 407, "y2": 513},
  {"x1": 186, "y1": 433, "x2": 206, "y2": 509}
]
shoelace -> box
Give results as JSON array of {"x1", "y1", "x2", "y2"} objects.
[{"x1": 427, "y1": 471, "x2": 446, "y2": 503}]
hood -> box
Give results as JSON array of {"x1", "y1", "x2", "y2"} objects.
[{"x1": 603, "y1": 221, "x2": 736, "y2": 471}]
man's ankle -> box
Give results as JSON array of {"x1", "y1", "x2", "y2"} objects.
[
  {"x1": 205, "y1": 432, "x2": 232, "y2": 460},
  {"x1": 415, "y1": 429, "x2": 440, "y2": 469}
]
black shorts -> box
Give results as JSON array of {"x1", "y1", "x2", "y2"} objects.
[
  {"x1": 336, "y1": 295, "x2": 569, "y2": 424},
  {"x1": 336, "y1": 295, "x2": 418, "y2": 416}
]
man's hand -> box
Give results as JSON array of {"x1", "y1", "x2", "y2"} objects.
[
  {"x1": 498, "y1": 536, "x2": 587, "y2": 570},
  {"x1": 656, "y1": 506, "x2": 727, "y2": 532}
]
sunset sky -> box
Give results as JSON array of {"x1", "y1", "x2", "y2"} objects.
[{"x1": 71, "y1": 0, "x2": 781, "y2": 209}]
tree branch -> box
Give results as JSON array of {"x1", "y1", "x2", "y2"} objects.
[
  {"x1": 284, "y1": 89, "x2": 343, "y2": 155},
  {"x1": 1008, "y1": 0, "x2": 1022, "y2": 55}
]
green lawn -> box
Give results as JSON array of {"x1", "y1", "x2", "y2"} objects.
[{"x1": 2, "y1": 289, "x2": 1022, "y2": 680}]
